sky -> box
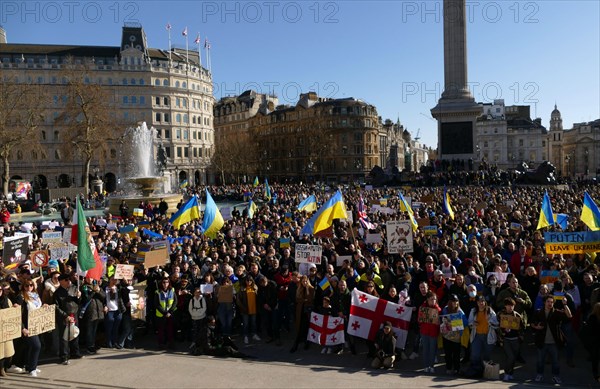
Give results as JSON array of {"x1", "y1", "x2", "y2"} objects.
[{"x1": 2, "y1": 0, "x2": 599, "y2": 148}]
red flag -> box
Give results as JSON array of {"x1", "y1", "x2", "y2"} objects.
[
  {"x1": 348, "y1": 289, "x2": 412, "y2": 348},
  {"x1": 307, "y1": 312, "x2": 345, "y2": 346}
]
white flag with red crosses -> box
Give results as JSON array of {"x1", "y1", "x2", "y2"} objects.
[
  {"x1": 307, "y1": 312, "x2": 345, "y2": 346},
  {"x1": 348, "y1": 289, "x2": 412, "y2": 349}
]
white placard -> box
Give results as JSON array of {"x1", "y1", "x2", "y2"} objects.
[
  {"x1": 336, "y1": 255, "x2": 352, "y2": 267},
  {"x1": 365, "y1": 233, "x2": 382, "y2": 244},
  {"x1": 386, "y1": 220, "x2": 414, "y2": 254},
  {"x1": 345, "y1": 211, "x2": 353, "y2": 223},
  {"x1": 42, "y1": 231, "x2": 63, "y2": 244},
  {"x1": 114, "y1": 264, "x2": 134, "y2": 280},
  {"x1": 14, "y1": 232, "x2": 33, "y2": 245},
  {"x1": 295, "y1": 244, "x2": 323, "y2": 265},
  {"x1": 200, "y1": 284, "x2": 214, "y2": 294}
]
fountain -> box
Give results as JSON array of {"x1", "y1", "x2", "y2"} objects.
[{"x1": 107, "y1": 122, "x2": 183, "y2": 216}]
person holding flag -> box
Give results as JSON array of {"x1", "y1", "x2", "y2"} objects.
[{"x1": 536, "y1": 191, "x2": 555, "y2": 230}]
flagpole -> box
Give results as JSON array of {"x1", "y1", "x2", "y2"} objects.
[
  {"x1": 185, "y1": 27, "x2": 189, "y2": 65},
  {"x1": 167, "y1": 23, "x2": 172, "y2": 64}
]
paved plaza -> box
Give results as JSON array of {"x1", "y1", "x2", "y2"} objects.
[{"x1": 1, "y1": 332, "x2": 597, "y2": 389}]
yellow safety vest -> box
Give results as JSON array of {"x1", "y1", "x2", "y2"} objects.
[{"x1": 156, "y1": 288, "x2": 175, "y2": 317}]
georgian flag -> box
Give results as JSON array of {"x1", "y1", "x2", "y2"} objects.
[
  {"x1": 348, "y1": 289, "x2": 412, "y2": 349},
  {"x1": 182, "y1": 27, "x2": 188, "y2": 37},
  {"x1": 307, "y1": 312, "x2": 345, "y2": 346},
  {"x1": 194, "y1": 33, "x2": 201, "y2": 44}
]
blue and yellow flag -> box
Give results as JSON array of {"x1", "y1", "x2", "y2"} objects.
[
  {"x1": 253, "y1": 176, "x2": 259, "y2": 187},
  {"x1": 280, "y1": 237, "x2": 291, "y2": 248},
  {"x1": 201, "y1": 190, "x2": 224, "y2": 238},
  {"x1": 554, "y1": 213, "x2": 569, "y2": 230},
  {"x1": 264, "y1": 178, "x2": 272, "y2": 201},
  {"x1": 581, "y1": 191, "x2": 600, "y2": 231},
  {"x1": 318, "y1": 277, "x2": 331, "y2": 291},
  {"x1": 297, "y1": 195, "x2": 317, "y2": 213},
  {"x1": 170, "y1": 196, "x2": 201, "y2": 229},
  {"x1": 180, "y1": 179, "x2": 188, "y2": 189},
  {"x1": 398, "y1": 192, "x2": 418, "y2": 232},
  {"x1": 443, "y1": 186, "x2": 454, "y2": 220},
  {"x1": 247, "y1": 198, "x2": 258, "y2": 219},
  {"x1": 536, "y1": 190, "x2": 555, "y2": 230},
  {"x1": 300, "y1": 190, "x2": 347, "y2": 235}
]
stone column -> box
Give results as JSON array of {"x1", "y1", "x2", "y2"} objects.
[{"x1": 441, "y1": 0, "x2": 472, "y2": 101}]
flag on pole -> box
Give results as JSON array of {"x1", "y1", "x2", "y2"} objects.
[
  {"x1": 204, "y1": 38, "x2": 210, "y2": 48},
  {"x1": 297, "y1": 195, "x2": 317, "y2": 213},
  {"x1": 300, "y1": 190, "x2": 347, "y2": 235},
  {"x1": 253, "y1": 176, "x2": 259, "y2": 187},
  {"x1": 581, "y1": 191, "x2": 600, "y2": 231},
  {"x1": 307, "y1": 312, "x2": 345, "y2": 346},
  {"x1": 194, "y1": 33, "x2": 201, "y2": 44},
  {"x1": 536, "y1": 190, "x2": 555, "y2": 230},
  {"x1": 201, "y1": 190, "x2": 224, "y2": 238},
  {"x1": 318, "y1": 277, "x2": 331, "y2": 291},
  {"x1": 347, "y1": 289, "x2": 412, "y2": 348},
  {"x1": 182, "y1": 27, "x2": 188, "y2": 36},
  {"x1": 264, "y1": 179, "x2": 272, "y2": 201},
  {"x1": 443, "y1": 186, "x2": 455, "y2": 220},
  {"x1": 71, "y1": 198, "x2": 101, "y2": 278},
  {"x1": 165, "y1": 22, "x2": 171, "y2": 30},
  {"x1": 247, "y1": 198, "x2": 258, "y2": 219},
  {"x1": 169, "y1": 196, "x2": 201, "y2": 229},
  {"x1": 398, "y1": 192, "x2": 418, "y2": 232}
]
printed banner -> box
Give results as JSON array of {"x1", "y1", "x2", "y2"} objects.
[
  {"x1": 30, "y1": 250, "x2": 49, "y2": 268},
  {"x1": 2, "y1": 236, "x2": 29, "y2": 270},
  {"x1": 423, "y1": 226, "x2": 438, "y2": 236},
  {"x1": 544, "y1": 231, "x2": 600, "y2": 254},
  {"x1": 0, "y1": 306, "x2": 22, "y2": 342},
  {"x1": 130, "y1": 281, "x2": 146, "y2": 321},
  {"x1": 295, "y1": 244, "x2": 323, "y2": 265},
  {"x1": 386, "y1": 220, "x2": 413, "y2": 254},
  {"x1": 28, "y1": 305, "x2": 56, "y2": 336},
  {"x1": 440, "y1": 313, "x2": 464, "y2": 333},
  {"x1": 499, "y1": 314, "x2": 521, "y2": 330},
  {"x1": 42, "y1": 231, "x2": 63, "y2": 244}
]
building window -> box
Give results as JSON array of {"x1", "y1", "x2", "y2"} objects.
[
  {"x1": 139, "y1": 79, "x2": 144, "y2": 85},
  {"x1": 55, "y1": 150, "x2": 61, "y2": 160},
  {"x1": 155, "y1": 79, "x2": 160, "y2": 86},
  {"x1": 184, "y1": 148, "x2": 189, "y2": 158},
  {"x1": 519, "y1": 139, "x2": 524, "y2": 147},
  {"x1": 53, "y1": 131, "x2": 59, "y2": 141},
  {"x1": 131, "y1": 79, "x2": 136, "y2": 85},
  {"x1": 182, "y1": 82, "x2": 187, "y2": 88},
  {"x1": 139, "y1": 96, "x2": 145, "y2": 105},
  {"x1": 155, "y1": 97, "x2": 160, "y2": 105},
  {"x1": 176, "y1": 129, "x2": 182, "y2": 139},
  {"x1": 123, "y1": 96, "x2": 129, "y2": 104},
  {"x1": 122, "y1": 79, "x2": 127, "y2": 85},
  {"x1": 164, "y1": 129, "x2": 170, "y2": 139},
  {"x1": 164, "y1": 114, "x2": 169, "y2": 123},
  {"x1": 41, "y1": 131, "x2": 46, "y2": 140},
  {"x1": 164, "y1": 97, "x2": 169, "y2": 105},
  {"x1": 163, "y1": 79, "x2": 168, "y2": 86},
  {"x1": 175, "y1": 81, "x2": 180, "y2": 88},
  {"x1": 131, "y1": 96, "x2": 137, "y2": 104},
  {"x1": 183, "y1": 129, "x2": 189, "y2": 139},
  {"x1": 155, "y1": 113, "x2": 161, "y2": 122},
  {"x1": 176, "y1": 114, "x2": 181, "y2": 123},
  {"x1": 177, "y1": 147, "x2": 182, "y2": 158}
]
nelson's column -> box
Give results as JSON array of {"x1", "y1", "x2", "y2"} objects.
[{"x1": 431, "y1": 0, "x2": 482, "y2": 160}]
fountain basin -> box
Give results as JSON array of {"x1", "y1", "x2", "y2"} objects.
[{"x1": 107, "y1": 193, "x2": 183, "y2": 219}]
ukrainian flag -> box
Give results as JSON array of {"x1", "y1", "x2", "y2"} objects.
[
  {"x1": 297, "y1": 195, "x2": 317, "y2": 213},
  {"x1": 554, "y1": 213, "x2": 569, "y2": 230},
  {"x1": 201, "y1": 190, "x2": 224, "y2": 238},
  {"x1": 581, "y1": 191, "x2": 600, "y2": 231},
  {"x1": 443, "y1": 186, "x2": 454, "y2": 220},
  {"x1": 247, "y1": 198, "x2": 258, "y2": 219},
  {"x1": 399, "y1": 192, "x2": 418, "y2": 232},
  {"x1": 253, "y1": 176, "x2": 259, "y2": 187},
  {"x1": 180, "y1": 179, "x2": 188, "y2": 189},
  {"x1": 300, "y1": 190, "x2": 347, "y2": 235},
  {"x1": 318, "y1": 277, "x2": 331, "y2": 291},
  {"x1": 169, "y1": 196, "x2": 201, "y2": 229},
  {"x1": 264, "y1": 178, "x2": 272, "y2": 201},
  {"x1": 536, "y1": 190, "x2": 555, "y2": 230}
]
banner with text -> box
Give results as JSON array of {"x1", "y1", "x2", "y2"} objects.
[
  {"x1": 295, "y1": 244, "x2": 323, "y2": 265},
  {"x1": 544, "y1": 231, "x2": 600, "y2": 254},
  {"x1": 28, "y1": 305, "x2": 56, "y2": 336}
]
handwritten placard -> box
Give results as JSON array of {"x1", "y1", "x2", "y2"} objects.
[
  {"x1": 200, "y1": 284, "x2": 214, "y2": 294},
  {"x1": 336, "y1": 255, "x2": 352, "y2": 267},
  {"x1": 0, "y1": 306, "x2": 22, "y2": 342},
  {"x1": 28, "y1": 305, "x2": 56, "y2": 336},
  {"x1": 499, "y1": 314, "x2": 521, "y2": 330},
  {"x1": 295, "y1": 244, "x2": 323, "y2": 265},
  {"x1": 114, "y1": 264, "x2": 134, "y2": 280},
  {"x1": 418, "y1": 306, "x2": 439, "y2": 324}
]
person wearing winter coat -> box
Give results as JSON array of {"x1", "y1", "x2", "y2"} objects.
[
  {"x1": 468, "y1": 295, "x2": 498, "y2": 372},
  {"x1": 188, "y1": 288, "x2": 207, "y2": 349}
]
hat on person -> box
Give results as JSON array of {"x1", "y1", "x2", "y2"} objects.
[
  {"x1": 58, "y1": 274, "x2": 71, "y2": 281},
  {"x1": 162, "y1": 272, "x2": 170, "y2": 279},
  {"x1": 449, "y1": 294, "x2": 459, "y2": 302},
  {"x1": 330, "y1": 276, "x2": 339, "y2": 283},
  {"x1": 49, "y1": 270, "x2": 60, "y2": 277},
  {"x1": 425, "y1": 256, "x2": 434, "y2": 263},
  {"x1": 475, "y1": 295, "x2": 486, "y2": 302},
  {"x1": 383, "y1": 321, "x2": 393, "y2": 329},
  {"x1": 434, "y1": 269, "x2": 443, "y2": 276},
  {"x1": 48, "y1": 259, "x2": 59, "y2": 269}
]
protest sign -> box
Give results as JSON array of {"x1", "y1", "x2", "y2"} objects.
[
  {"x1": 544, "y1": 231, "x2": 600, "y2": 254},
  {"x1": 49, "y1": 243, "x2": 70, "y2": 261},
  {"x1": 423, "y1": 226, "x2": 438, "y2": 236},
  {"x1": 336, "y1": 255, "x2": 352, "y2": 267},
  {"x1": 295, "y1": 244, "x2": 323, "y2": 265},
  {"x1": 440, "y1": 313, "x2": 464, "y2": 332},
  {"x1": 540, "y1": 270, "x2": 560, "y2": 285},
  {"x1": 418, "y1": 306, "x2": 439, "y2": 324},
  {"x1": 500, "y1": 314, "x2": 521, "y2": 330},
  {"x1": 387, "y1": 220, "x2": 413, "y2": 254},
  {"x1": 28, "y1": 305, "x2": 56, "y2": 336},
  {"x1": 0, "y1": 306, "x2": 21, "y2": 342},
  {"x1": 138, "y1": 248, "x2": 169, "y2": 267},
  {"x1": 200, "y1": 284, "x2": 214, "y2": 294},
  {"x1": 42, "y1": 231, "x2": 63, "y2": 244},
  {"x1": 365, "y1": 233, "x2": 382, "y2": 244},
  {"x1": 2, "y1": 235, "x2": 28, "y2": 270},
  {"x1": 30, "y1": 250, "x2": 49, "y2": 268},
  {"x1": 486, "y1": 272, "x2": 508, "y2": 286},
  {"x1": 130, "y1": 281, "x2": 146, "y2": 321},
  {"x1": 114, "y1": 264, "x2": 135, "y2": 280}
]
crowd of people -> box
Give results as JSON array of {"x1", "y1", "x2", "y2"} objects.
[{"x1": 1, "y1": 180, "x2": 600, "y2": 385}]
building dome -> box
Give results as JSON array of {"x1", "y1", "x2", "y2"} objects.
[{"x1": 551, "y1": 104, "x2": 561, "y2": 119}]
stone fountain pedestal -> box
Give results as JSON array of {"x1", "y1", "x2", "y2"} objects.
[{"x1": 106, "y1": 176, "x2": 183, "y2": 219}]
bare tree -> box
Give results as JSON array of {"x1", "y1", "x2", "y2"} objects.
[
  {"x1": 55, "y1": 57, "x2": 123, "y2": 196},
  {"x1": 0, "y1": 79, "x2": 46, "y2": 197}
]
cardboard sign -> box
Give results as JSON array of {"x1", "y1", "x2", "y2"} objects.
[
  {"x1": 417, "y1": 306, "x2": 439, "y2": 324},
  {"x1": 217, "y1": 284, "x2": 234, "y2": 303},
  {"x1": 499, "y1": 314, "x2": 521, "y2": 330},
  {"x1": 417, "y1": 218, "x2": 430, "y2": 227},
  {"x1": 133, "y1": 208, "x2": 144, "y2": 217},
  {"x1": 114, "y1": 264, "x2": 135, "y2": 280},
  {"x1": 42, "y1": 231, "x2": 63, "y2": 244},
  {"x1": 139, "y1": 247, "x2": 169, "y2": 268},
  {"x1": 49, "y1": 243, "x2": 70, "y2": 261},
  {"x1": 387, "y1": 220, "x2": 413, "y2": 254},
  {"x1": 540, "y1": 270, "x2": 560, "y2": 285},
  {"x1": 0, "y1": 306, "x2": 22, "y2": 342},
  {"x1": 510, "y1": 222, "x2": 522, "y2": 231},
  {"x1": 28, "y1": 305, "x2": 56, "y2": 336},
  {"x1": 62, "y1": 227, "x2": 73, "y2": 244},
  {"x1": 475, "y1": 202, "x2": 488, "y2": 211},
  {"x1": 295, "y1": 244, "x2": 323, "y2": 265},
  {"x1": 346, "y1": 211, "x2": 353, "y2": 223}
]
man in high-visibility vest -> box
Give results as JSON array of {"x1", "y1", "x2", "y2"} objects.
[{"x1": 155, "y1": 273, "x2": 177, "y2": 349}]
